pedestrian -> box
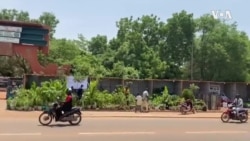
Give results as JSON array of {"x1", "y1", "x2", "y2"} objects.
[
  {"x1": 71, "y1": 86, "x2": 75, "y2": 94},
  {"x1": 124, "y1": 86, "x2": 130, "y2": 106},
  {"x1": 142, "y1": 88, "x2": 149, "y2": 112},
  {"x1": 77, "y1": 85, "x2": 84, "y2": 100},
  {"x1": 135, "y1": 93, "x2": 142, "y2": 113}
]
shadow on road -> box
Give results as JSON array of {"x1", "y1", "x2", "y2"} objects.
[
  {"x1": 228, "y1": 121, "x2": 248, "y2": 124},
  {"x1": 178, "y1": 113, "x2": 194, "y2": 115},
  {"x1": 37, "y1": 124, "x2": 80, "y2": 128}
]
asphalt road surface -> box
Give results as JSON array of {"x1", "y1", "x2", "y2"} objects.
[{"x1": 0, "y1": 117, "x2": 249, "y2": 141}]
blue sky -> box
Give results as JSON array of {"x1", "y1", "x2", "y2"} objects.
[{"x1": 1, "y1": 0, "x2": 249, "y2": 40}]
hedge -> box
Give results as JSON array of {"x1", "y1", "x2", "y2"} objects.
[{"x1": 6, "y1": 79, "x2": 207, "y2": 112}]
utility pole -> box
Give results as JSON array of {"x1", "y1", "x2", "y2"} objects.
[
  {"x1": 191, "y1": 42, "x2": 194, "y2": 80},
  {"x1": 183, "y1": 41, "x2": 193, "y2": 80}
]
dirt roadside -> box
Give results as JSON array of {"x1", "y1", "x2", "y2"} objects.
[
  {"x1": 0, "y1": 99, "x2": 223, "y2": 119},
  {"x1": 0, "y1": 91, "x2": 6, "y2": 100}
]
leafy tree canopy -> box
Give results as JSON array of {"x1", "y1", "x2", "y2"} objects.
[{"x1": 0, "y1": 9, "x2": 250, "y2": 82}]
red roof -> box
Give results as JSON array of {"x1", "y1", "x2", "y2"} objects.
[{"x1": 0, "y1": 20, "x2": 50, "y2": 29}]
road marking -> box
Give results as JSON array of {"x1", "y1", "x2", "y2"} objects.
[
  {"x1": 79, "y1": 132, "x2": 156, "y2": 135},
  {"x1": 185, "y1": 131, "x2": 248, "y2": 134},
  {"x1": 0, "y1": 133, "x2": 42, "y2": 136}
]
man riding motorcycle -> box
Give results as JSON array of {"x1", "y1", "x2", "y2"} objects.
[
  {"x1": 181, "y1": 99, "x2": 195, "y2": 114},
  {"x1": 55, "y1": 88, "x2": 73, "y2": 121},
  {"x1": 186, "y1": 99, "x2": 195, "y2": 113},
  {"x1": 232, "y1": 94, "x2": 243, "y2": 117}
]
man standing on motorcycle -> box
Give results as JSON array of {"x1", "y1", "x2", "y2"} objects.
[
  {"x1": 233, "y1": 94, "x2": 243, "y2": 117},
  {"x1": 55, "y1": 88, "x2": 73, "y2": 121}
]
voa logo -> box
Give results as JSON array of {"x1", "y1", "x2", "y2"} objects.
[{"x1": 211, "y1": 10, "x2": 232, "y2": 20}]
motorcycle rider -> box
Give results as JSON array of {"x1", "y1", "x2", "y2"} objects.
[
  {"x1": 182, "y1": 99, "x2": 195, "y2": 114},
  {"x1": 232, "y1": 94, "x2": 243, "y2": 117},
  {"x1": 55, "y1": 88, "x2": 73, "y2": 121},
  {"x1": 186, "y1": 99, "x2": 195, "y2": 113}
]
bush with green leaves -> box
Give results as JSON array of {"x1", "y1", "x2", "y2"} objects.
[
  {"x1": 181, "y1": 88, "x2": 195, "y2": 101},
  {"x1": 82, "y1": 80, "x2": 135, "y2": 110},
  {"x1": 194, "y1": 99, "x2": 207, "y2": 111},
  {"x1": 112, "y1": 87, "x2": 135, "y2": 110},
  {"x1": 167, "y1": 95, "x2": 185, "y2": 107},
  {"x1": 150, "y1": 86, "x2": 207, "y2": 111},
  {"x1": 151, "y1": 86, "x2": 170, "y2": 107},
  {"x1": 150, "y1": 87, "x2": 185, "y2": 110},
  {"x1": 6, "y1": 79, "x2": 207, "y2": 112},
  {"x1": 181, "y1": 83, "x2": 200, "y2": 102},
  {"x1": 7, "y1": 80, "x2": 67, "y2": 110}
]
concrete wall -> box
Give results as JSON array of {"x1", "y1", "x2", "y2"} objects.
[
  {"x1": 97, "y1": 78, "x2": 250, "y2": 102},
  {"x1": 2, "y1": 76, "x2": 250, "y2": 110}
]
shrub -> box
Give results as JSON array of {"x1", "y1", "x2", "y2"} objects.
[
  {"x1": 6, "y1": 79, "x2": 207, "y2": 112},
  {"x1": 82, "y1": 80, "x2": 135, "y2": 110},
  {"x1": 83, "y1": 80, "x2": 99, "y2": 108},
  {"x1": 151, "y1": 86, "x2": 170, "y2": 107},
  {"x1": 95, "y1": 91, "x2": 114, "y2": 109},
  {"x1": 167, "y1": 95, "x2": 185, "y2": 107},
  {"x1": 194, "y1": 99, "x2": 207, "y2": 111},
  {"x1": 181, "y1": 88, "x2": 195, "y2": 101},
  {"x1": 6, "y1": 80, "x2": 67, "y2": 110},
  {"x1": 110, "y1": 86, "x2": 135, "y2": 109}
]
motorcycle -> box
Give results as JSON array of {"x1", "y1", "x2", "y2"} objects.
[
  {"x1": 221, "y1": 103, "x2": 248, "y2": 123},
  {"x1": 179, "y1": 103, "x2": 195, "y2": 115},
  {"x1": 38, "y1": 97, "x2": 82, "y2": 126}
]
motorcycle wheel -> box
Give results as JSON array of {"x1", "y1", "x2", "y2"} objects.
[
  {"x1": 69, "y1": 113, "x2": 82, "y2": 125},
  {"x1": 39, "y1": 112, "x2": 53, "y2": 126},
  {"x1": 182, "y1": 111, "x2": 187, "y2": 115},
  {"x1": 239, "y1": 113, "x2": 248, "y2": 123},
  {"x1": 221, "y1": 113, "x2": 230, "y2": 123},
  {"x1": 180, "y1": 107, "x2": 187, "y2": 115}
]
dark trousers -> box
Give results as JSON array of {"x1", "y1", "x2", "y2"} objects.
[
  {"x1": 77, "y1": 94, "x2": 82, "y2": 100},
  {"x1": 55, "y1": 105, "x2": 72, "y2": 120},
  {"x1": 55, "y1": 107, "x2": 63, "y2": 120}
]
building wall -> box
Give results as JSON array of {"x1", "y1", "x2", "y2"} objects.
[{"x1": 0, "y1": 21, "x2": 59, "y2": 75}]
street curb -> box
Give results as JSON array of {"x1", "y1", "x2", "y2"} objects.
[
  {"x1": 83, "y1": 110, "x2": 222, "y2": 113},
  {"x1": 82, "y1": 116, "x2": 220, "y2": 119},
  {"x1": 0, "y1": 115, "x2": 220, "y2": 119},
  {"x1": 1, "y1": 114, "x2": 250, "y2": 119}
]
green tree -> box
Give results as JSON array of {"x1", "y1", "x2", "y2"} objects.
[
  {"x1": 38, "y1": 12, "x2": 59, "y2": 39},
  {"x1": 110, "y1": 15, "x2": 167, "y2": 78},
  {"x1": 162, "y1": 10, "x2": 196, "y2": 79},
  {"x1": 49, "y1": 38, "x2": 82, "y2": 65},
  {"x1": 195, "y1": 14, "x2": 250, "y2": 81},
  {"x1": 0, "y1": 9, "x2": 29, "y2": 21},
  {"x1": 71, "y1": 53, "x2": 108, "y2": 80},
  {"x1": 74, "y1": 34, "x2": 89, "y2": 51},
  {"x1": 111, "y1": 61, "x2": 139, "y2": 79},
  {"x1": 88, "y1": 35, "x2": 108, "y2": 55}
]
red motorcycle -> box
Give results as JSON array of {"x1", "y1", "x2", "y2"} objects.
[{"x1": 221, "y1": 103, "x2": 248, "y2": 123}]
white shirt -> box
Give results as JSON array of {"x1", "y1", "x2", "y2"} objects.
[
  {"x1": 142, "y1": 90, "x2": 149, "y2": 100},
  {"x1": 233, "y1": 98, "x2": 243, "y2": 108},
  {"x1": 136, "y1": 95, "x2": 143, "y2": 105}
]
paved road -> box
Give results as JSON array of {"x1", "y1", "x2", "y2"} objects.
[{"x1": 0, "y1": 118, "x2": 249, "y2": 141}]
